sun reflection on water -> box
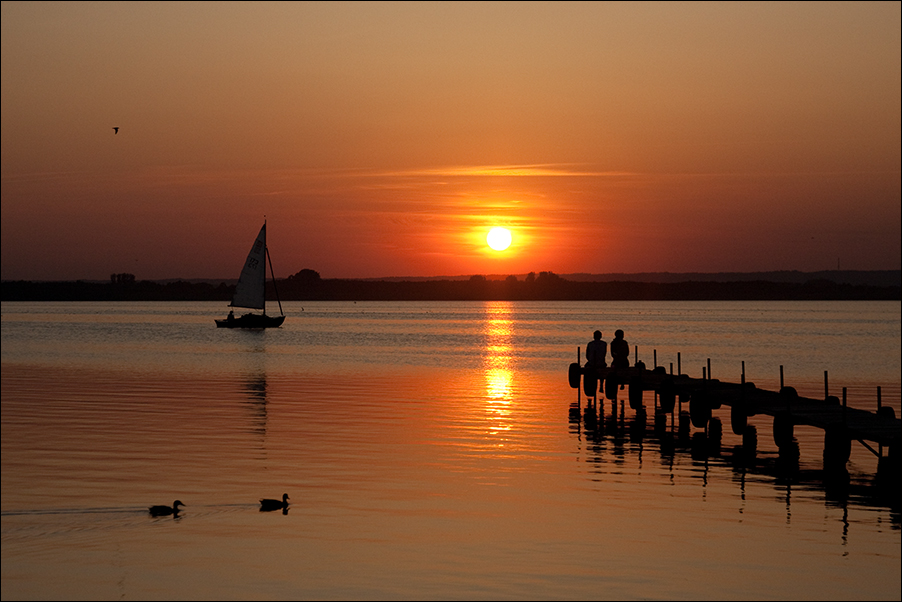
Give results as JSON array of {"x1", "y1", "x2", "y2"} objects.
[
  {"x1": 483, "y1": 302, "x2": 515, "y2": 434},
  {"x1": 484, "y1": 367, "x2": 512, "y2": 401}
]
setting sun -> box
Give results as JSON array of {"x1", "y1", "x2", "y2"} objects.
[{"x1": 486, "y1": 227, "x2": 512, "y2": 251}]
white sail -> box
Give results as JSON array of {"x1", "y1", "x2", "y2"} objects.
[{"x1": 230, "y1": 224, "x2": 267, "y2": 310}]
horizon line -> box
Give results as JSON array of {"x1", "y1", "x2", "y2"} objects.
[{"x1": 4, "y1": 268, "x2": 899, "y2": 284}]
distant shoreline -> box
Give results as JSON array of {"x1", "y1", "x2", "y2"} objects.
[{"x1": 2, "y1": 270, "x2": 899, "y2": 301}]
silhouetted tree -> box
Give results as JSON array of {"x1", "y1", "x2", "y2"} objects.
[
  {"x1": 288, "y1": 269, "x2": 321, "y2": 284},
  {"x1": 536, "y1": 271, "x2": 561, "y2": 284}
]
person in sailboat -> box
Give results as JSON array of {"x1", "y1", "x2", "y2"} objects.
[{"x1": 227, "y1": 310, "x2": 234, "y2": 323}]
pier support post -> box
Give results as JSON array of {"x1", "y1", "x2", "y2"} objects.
[
  {"x1": 690, "y1": 390, "x2": 711, "y2": 429},
  {"x1": 742, "y1": 424, "x2": 757, "y2": 454},
  {"x1": 823, "y1": 424, "x2": 851, "y2": 471},
  {"x1": 569, "y1": 363, "x2": 581, "y2": 390},
  {"x1": 733, "y1": 363, "x2": 750, "y2": 434},
  {"x1": 654, "y1": 410, "x2": 667, "y2": 435},
  {"x1": 842, "y1": 387, "x2": 847, "y2": 423},
  {"x1": 731, "y1": 400, "x2": 747, "y2": 435},
  {"x1": 743, "y1": 381, "x2": 757, "y2": 416},
  {"x1": 604, "y1": 373, "x2": 618, "y2": 401},
  {"x1": 583, "y1": 370, "x2": 598, "y2": 398},
  {"x1": 774, "y1": 386, "x2": 797, "y2": 447},
  {"x1": 659, "y1": 379, "x2": 676, "y2": 414},
  {"x1": 628, "y1": 375, "x2": 643, "y2": 411},
  {"x1": 708, "y1": 416, "x2": 723, "y2": 454},
  {"x1": 773, "y1": 412, "x2": 794, "y2": 448},
  {"x1": 878, "y1": 386, "x2": 883, "y2": 457},
  {"x1": 678, "y1": 410, "x2": 691, "y2": 440}
]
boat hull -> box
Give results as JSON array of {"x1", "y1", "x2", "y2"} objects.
[{"x1": 215, "y1": 313, "x2": 285, "y2": 329}]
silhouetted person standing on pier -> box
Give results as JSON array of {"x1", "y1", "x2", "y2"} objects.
[
  {"x1": 611, "y1": 329, "x2": 629, "y2": 369},
  {"x1": 585, "y1": 330, "x2": 607, "y2": 370}
]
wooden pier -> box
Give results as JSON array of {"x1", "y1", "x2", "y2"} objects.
[{"x1": 569, "y1": 348, "x2": 901, "y2": 477}]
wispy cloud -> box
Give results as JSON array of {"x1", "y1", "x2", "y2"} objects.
[{"x1": 371, "y1": 165, "x2": 639, "y2": 178}]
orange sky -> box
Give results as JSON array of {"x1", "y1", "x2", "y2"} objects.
[{"x1": 2, "y1": 1, "x2": 900, "y2": 280}]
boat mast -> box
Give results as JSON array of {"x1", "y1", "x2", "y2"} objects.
[
  {"x1": 263, "y1": 219, "x2": 284, "y2": 316},
  {"x1": 266, "y1": 245, "x2": 284, "y2": 316}
]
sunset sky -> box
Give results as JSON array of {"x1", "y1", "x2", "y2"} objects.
[{"x1": 2, "y1": 1, "x2": 899, "y2": 281}]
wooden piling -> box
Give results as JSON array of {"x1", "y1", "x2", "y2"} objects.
[
  {"x1": 843, "y1": 387, "x2": 847, "y2": 423},
  {"x1": 878, "y1": 386, "x2": 882, "y2": 456},
  {"x1": 568, "y1": 358, "x2": 899, "y2": 466}
]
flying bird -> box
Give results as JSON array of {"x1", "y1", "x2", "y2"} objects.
[{"x1": 113, "y1": 127, "x2": 119, "y2": 134}]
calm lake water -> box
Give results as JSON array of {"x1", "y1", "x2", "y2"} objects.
[{"x1": 2, "y1": 300, "x2": 900, "y2": 600}]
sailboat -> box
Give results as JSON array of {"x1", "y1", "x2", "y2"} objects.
[{"x1": 215, "y1": 221, "x2": 285, "y2": 328}]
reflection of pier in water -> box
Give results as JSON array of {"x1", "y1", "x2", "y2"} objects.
[
  {"x1": 569, "y1": 399, "x2": 900, "y2": 522},
  {"x1": 567, "y1": 343, "x2": 901, "y2": 517}
]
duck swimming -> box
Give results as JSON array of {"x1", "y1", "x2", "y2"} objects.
[
  {"x1": 260, "y1": 493, "x2": 289, "y2": 512},
  {"x1": 149, "y1": 500, "x2": 184, "y2": 516}
]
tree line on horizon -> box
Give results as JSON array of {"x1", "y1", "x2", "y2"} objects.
[{"x1": 2, "y1": 269, "x2": 899, "y2": 301}]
